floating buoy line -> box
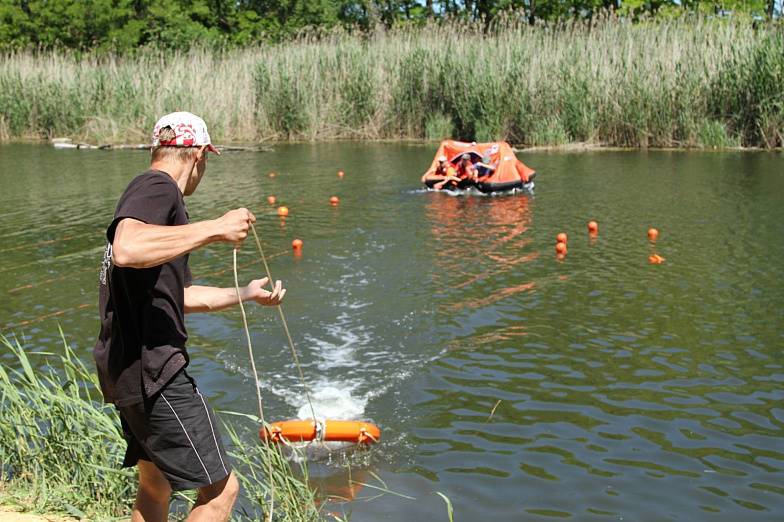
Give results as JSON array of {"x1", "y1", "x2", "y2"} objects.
[{"x1": 231, "y1": 220, "x2": 381, "y2": 447}]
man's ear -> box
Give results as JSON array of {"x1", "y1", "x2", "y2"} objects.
[{"x1": 195, "y1": 145, "x2": 207, "y2": 162}]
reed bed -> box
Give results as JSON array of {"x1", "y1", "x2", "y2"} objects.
[
  {"x1": 0, "y1": 333, "x2": 320, "y2": 521},
  {"x1": 0, "y1": 15, "x2": 782, "y2": 148},
  {"x1": 0, "y1": 332, "x2": 135, "y2": 518}
]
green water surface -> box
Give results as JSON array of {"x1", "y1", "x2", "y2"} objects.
[{"x1": 1, "y1": 143, "x2": 783, "y2": 521}]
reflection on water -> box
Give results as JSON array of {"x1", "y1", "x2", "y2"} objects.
[{"x1": 1, "y1": 144, "x2": 783, "y2": 520}]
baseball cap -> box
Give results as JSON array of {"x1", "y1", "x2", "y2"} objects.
[{"x1": 152, "y1": 111, "x2": 220, "y2": 154}]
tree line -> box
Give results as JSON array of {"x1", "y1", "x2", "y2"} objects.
[{"x1": 0, "y1": 1, "x2": 780, "y2": 52}]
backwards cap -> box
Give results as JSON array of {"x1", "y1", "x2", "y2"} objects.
[{"x1": 152, "y1": 111, "x2": 219, "y2": 154}]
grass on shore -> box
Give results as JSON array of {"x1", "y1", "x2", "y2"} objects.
[
  {"x1": 0, "y1": 332, "x2": 321, "y2": 521},
  {"x1": 0, "y1": 15, "x2": 782, "y2": 149}
]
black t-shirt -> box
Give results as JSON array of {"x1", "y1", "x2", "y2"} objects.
[{"x1": 93, "y1": 170, "x2": 192, "y2": 406}]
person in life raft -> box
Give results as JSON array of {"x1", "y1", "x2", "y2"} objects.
[{"x1": 421, "y1": 154, "x2": 462, "y2": 190}]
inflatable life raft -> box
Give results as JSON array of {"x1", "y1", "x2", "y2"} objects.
[
  {"x1": 422, "y1": 140, "x2": 536, "y2": 193},
  {"x1": 260, "y1": 419, "x2": 381, "y2": 445}
]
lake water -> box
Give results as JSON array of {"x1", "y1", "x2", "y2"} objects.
[{"x1": 1, "y1": 143, "x2": 783, "y2": 521}]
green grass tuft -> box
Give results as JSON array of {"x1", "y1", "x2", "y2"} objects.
[
  {"x1": 697, "y1": 120, "x2": 739, "y2": 149},
  {"x1": 0, "y1": 332, "x2": 321, "y2": 521},
  {"x1": 424, "y1": 113, "x2": 454, "y2": 142},
  {"x1": 0, "y1": 332, "x2": 136, "y2": 519}
]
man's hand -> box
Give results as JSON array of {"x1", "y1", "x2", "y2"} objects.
[
  {"x1": 242, "y1": 277, "x2": 286, "y2": 306},
  {"x1": 215, "y1": 208, "x2": 256, "y2": 246}
]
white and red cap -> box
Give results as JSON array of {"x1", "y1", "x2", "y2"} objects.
[{"x1": 152, "y1": 111, "x2": 219, "y2": 154}]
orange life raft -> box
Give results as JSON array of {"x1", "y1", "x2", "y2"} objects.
[
  {"x1": 422, "y1": 140, "x2": 536, "y2": 193},
  {"x1": 260, "y1": 419, "x2": 381, "y2": 445}
]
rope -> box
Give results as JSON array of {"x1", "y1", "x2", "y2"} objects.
[
  {"x1": 232, "y1": 221, "x2": 323, "y2": 522},
  {"x1": 249, "y1": 222, "x2": 318, "y2": 422},
  {"x1": 232, "y1": 248, "x2": 275, "y2": 522},
  {"x1": 232, "y1": 248, "x2": 265, "y2": 425}
]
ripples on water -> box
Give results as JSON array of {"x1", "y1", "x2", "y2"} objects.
[
  {"x1": 402, "y1": 152, "x2": 784, "y2": 520},
  {"x1": 1, "y1": 145, "x2": 783, "y2": 520}
]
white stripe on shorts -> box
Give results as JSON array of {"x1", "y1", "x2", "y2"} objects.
[
  {"x1": 196, "y1": 388, "x2": 229, "y2": 477},
  {"x1": 160, "y1": 392, "x2": 212, "y2": 484}
]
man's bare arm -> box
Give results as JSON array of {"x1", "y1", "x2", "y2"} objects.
[
  {"x1": 112, "y1": 208, "x2": 255, "y2": 268},
  {"x1": 184, "y1": 279, "x2": 286, "y2": 313}
]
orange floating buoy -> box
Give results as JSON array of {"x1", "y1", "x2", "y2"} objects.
[
  {"x1": 267, "y1": 195, "x2": 276, "y2": 205},
  {"x1": 337, "y1": 170, "x2": 345, "y2": 178},
  {"x1": 556, "y1": 232, "x2": 568, "y2": 244},
  {"x1": 648, "y1": 254, "x2": 665, "y2": 264},
  {"x1": 556, "y1": 253, "x2": 566, "y2": 262},
  {"x1": 588, "y1": 221, "x2": 598, "y2": 233},
  {"x1": 555, "y1": 242, "x2": 567, "y2": 255},
  {"x1": 329, "y1": 196, "x2": 340, "y2": 206},
  {"x1": 269, "y1": 171, "x2": 277, "y2": 178},
  {"x1": 648, "y1": 228, "x2": 659, "y2": 241},
  {"x1": 277, "y1": 206, "x2": 289, "y2": 217},
  {"x1": 261, "y1": 419, "x2": 381, "y2": 445},
  {"x1": 292, "y1": 239, "x2": 303, "y2": 250}
]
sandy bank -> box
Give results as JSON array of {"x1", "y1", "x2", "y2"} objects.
[{"x1": 0, "y1": 507, "x2": 73, "y2": 522}]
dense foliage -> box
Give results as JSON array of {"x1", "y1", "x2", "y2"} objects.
[
  {"x1": 1, "y1": 16, "x2": 781, "y2": 148},
  {"x1": 0, "y1": 1, "x2": 779, "y2": 51}
]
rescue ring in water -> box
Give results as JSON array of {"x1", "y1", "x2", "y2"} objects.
[{"x1": 260, "y1": 419, "x2": 381, "y2": 445}]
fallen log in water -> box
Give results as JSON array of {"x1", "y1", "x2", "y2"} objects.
[{"x1": 51, "y1": 138, "x2": 271, "y2": 152}]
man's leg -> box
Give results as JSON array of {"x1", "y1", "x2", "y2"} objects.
[
  {"x1": 132, "y1": 460, "x2": 172, "y2": 522},
  {"x1": 186, "y1": 471, "x2": 240, "y2": 522}
]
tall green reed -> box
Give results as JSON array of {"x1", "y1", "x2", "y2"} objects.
[
  {"x1": 223, "y1": 419, "x2": 320, "y2": 521},
  {"x1": 0, "y1": 16, "x2": 781, "y2": 148},
  {"x1": 0, "y1": 333, "x2": 321, "y2": 521},
  {"x1": 0, "y1": 331, "x2": 135, "y2": 518}
]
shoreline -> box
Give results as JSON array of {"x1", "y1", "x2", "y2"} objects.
[
  {"x1": 0, "y1": 485, "x2": 75, "y2": 522},
  {"x1": 0, "y1": 506, "x2": 74, "y2": 522}
]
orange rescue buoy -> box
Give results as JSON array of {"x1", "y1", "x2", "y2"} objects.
[
  {"x1": 338, "y1": 170, "x2": 345, "y2": 178},
  {"x1": 556, "y1": 232, "x2": 567, "y2": 244},
  {"x1": 277, "y1": 206, "x2": 289, "y2": 217},
  {"x1": 555, "y1": 242, "x2": 567, "y2": 255},
  {"x1": 588, "y1": 221, "x2": 598, "y2": 234},
  {"x1": 261, "y1": 419, "x2": 381, "y2": 445},
  {"x1": 648, "y1": 228, "x2": 659, "y2": 241},
  {"x1": 330, "y1": 196, "x2": 340, "y2": 206},
  {"x1": 292, "y1": 239, "x2": 303, "y2": 250},
  {"x1": 649, "y1": 254, "x2": 665, "y2": 264},
  {"x1": 267, "y1": 195, "x2": 276, "y2": 205}
]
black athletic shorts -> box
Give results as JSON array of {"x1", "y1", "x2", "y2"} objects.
[{"x1": 118, "y1": 370, "x2": 232, "y2": 491}]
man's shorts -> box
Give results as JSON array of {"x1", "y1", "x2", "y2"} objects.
[{"x1": 118, "y1": 370, "x2": 232, "y2": 491}]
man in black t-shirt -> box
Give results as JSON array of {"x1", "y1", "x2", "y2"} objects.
[{"x1": 94, "y1": 112, "x2": 285, "y2": 521}]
